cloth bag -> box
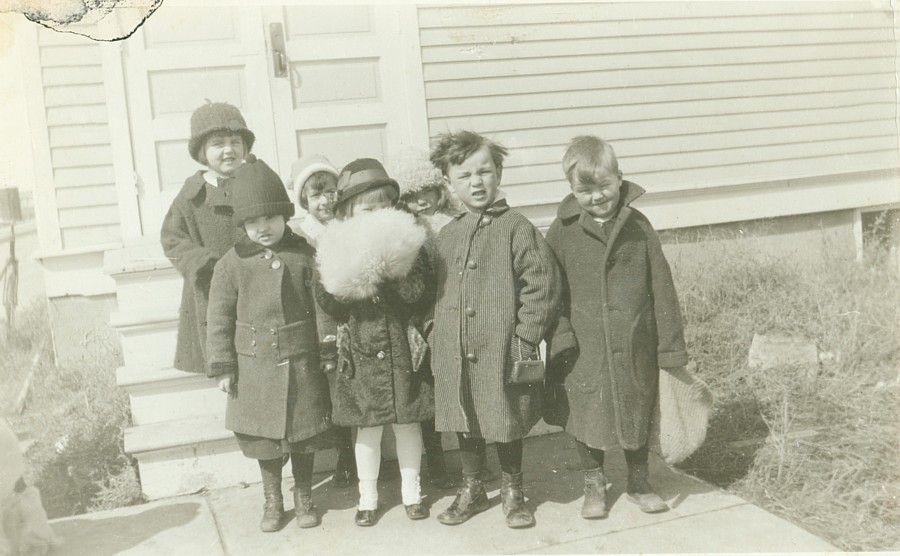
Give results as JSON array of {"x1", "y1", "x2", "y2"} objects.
[{"x1": 649, "y1": 362, "x2": 714, "y2": 464}]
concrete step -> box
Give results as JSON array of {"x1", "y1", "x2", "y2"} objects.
[
  {"x1": 125, "y1": 415, "x2": 338, "y2": 500},
  {"x1": 111, "y1": 311, "x2": 178, "y2": 371},
  {"x1": 104, "y1": 242, "x2": 182, "y2": 316},
  {"x1": 117, "y1": 366, "x2": 224, "y2": 426}
]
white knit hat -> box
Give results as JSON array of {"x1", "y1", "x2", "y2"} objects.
[
  {"x1": 289, "y1": 154, "x2": 339, "y2": 210},
  {"x1": 389, "y1": 149, "x2": 444, "y2": 199}
]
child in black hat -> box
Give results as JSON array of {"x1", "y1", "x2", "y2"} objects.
[
  {"x1": 206, "y1": 155, "x2": 335, "y2": 532},
  {"x1": 314, "y1": 158, "x2": 435, "y2": 526},
  {"x1": 161, "y1": 101, "x2": 256, "y2": 376}
]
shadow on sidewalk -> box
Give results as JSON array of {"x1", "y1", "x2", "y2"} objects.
[{"x1": 50, "y1": 502, "x2": 203, "y2": 556}]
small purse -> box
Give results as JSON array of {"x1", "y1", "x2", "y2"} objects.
[{"x1": 508, "y1": 337, "x2": 545, "y2": 384}]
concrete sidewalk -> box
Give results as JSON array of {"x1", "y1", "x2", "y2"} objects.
[{"x1": 49, "y1": 432, "x2": 836, "y2": 555}]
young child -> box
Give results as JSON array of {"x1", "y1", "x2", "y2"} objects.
[
  {"x1": 288, "y1": 154, "x2": 358, "y2": 489},
  {"x1": 289, "y1": 154, "x2": 339, "y2": 248},
  {"x1": 314, "y1": 158, "x2": 435, "y2": 527},
  {"x1": 428, "y1": 131, "x2": 562, "y2": 529},
  {"x1": 206, "y1": 155, "x2": 334, "y2": 532},
  {"x1": 545, "y1": 135, "x2": 689, "y2": 518},
  {"x1": 161, "y1": 101, "x2": 255, "y2": 375},
  {"x1": 393, "y1": 149, "x2": 461, "y2": 490}
]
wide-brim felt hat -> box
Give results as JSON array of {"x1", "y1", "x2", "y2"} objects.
[{"x1": 336, "y1": 158, "x2": 399, "y2": 206}]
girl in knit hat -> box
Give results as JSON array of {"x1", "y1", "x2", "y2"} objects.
[
  {"x1": 314, "y1": 158, "x2": 435, "y2": 526},
  {"x1": 161, "y1": 101, "x2": 256, "y2": 376},
  {"x1": 206, "y1": 155, "x2": 335, "y2": 532},
  {"x1": 391, "y1": 149, "x2": 463, "y2": 490}
]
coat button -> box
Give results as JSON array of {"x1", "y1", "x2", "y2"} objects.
[
  {"x1": 465, "y1": 307, "x2": 475, "y2": 317},
  {"x1": 376, "y1": 351, "x2": 386, "y2": 360},
  {"x1": 271, "y1": 259, "x2": 282, "y2": 270},
  {"x1": 482, "y1": 216, "x2": 492, "y2": 225},
  {"x1": 466, "y1": 260, "x2": 477, "y2": 270},
  {"x1": 270, "y1": 328, "x2": 277, "y2": 335},
  {"x1": 251, "y1": 327, "x2": 256, "y2": 333},
  {"x1": 251, "y1": 340, "x2": 256, "y2": 347},
  {"x1": 264, "y1": 249, "x2": 273, "y2": 260},
  {"x1": 465, "y1": 353, "x2": 477, "y2": 363},
  {"x1": 271, "y1": 342, "x2": 278, "y2": 348}
]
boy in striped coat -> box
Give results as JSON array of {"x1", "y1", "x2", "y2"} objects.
[{"x1": 428, "y1": 131, "x2": 562, "y2": 529}]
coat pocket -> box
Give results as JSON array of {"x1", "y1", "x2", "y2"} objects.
[{"x1": 336, "y1": 323, "x2": 355, "y2": 379}]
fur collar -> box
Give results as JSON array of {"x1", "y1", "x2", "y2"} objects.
[{"x1": 317, "y1": 209, "x2": 427, "y2": 300}]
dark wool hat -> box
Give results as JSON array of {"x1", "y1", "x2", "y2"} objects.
[
  {"x1": 188, "y1": 101, "x2": 256, "y2": 163},
  {"x1": 231, "y1": 154, "x2": 295, "y2": 225},
  {"x1": 335, "y1": 158, "x2": 399, "y2": 206}
]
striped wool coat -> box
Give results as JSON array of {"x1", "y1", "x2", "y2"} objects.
[
  {"x1": 430, "y1": 199, "x2": 562, "y2": 443},
  {"x1": 161, "y1": 171, "x2": 239, "y2": 374},
  {"x1": 544, "y1": 182, "x2": 689, "y2": 451}
]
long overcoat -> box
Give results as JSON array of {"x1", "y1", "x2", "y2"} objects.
[
  {"x1": 314, "y1": 210, "x2": 435, "y2": 428},
  {"x1": 161, "y1": 171, "x2": 239, "y2": 374},
  {"x1": 544, "y1": 182, "x2": 688, "y2": 451},
  {"x1": 206, "y1": 229, "x2": 332, "y2": 442},
  {"x1": 430, "y1": 199, "x2": 562, "y2": 443}
]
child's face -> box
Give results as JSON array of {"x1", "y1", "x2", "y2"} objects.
[
  {"x1": 243, "y1": 214, "x2": 285, "y2": 247},
  {"x1": 402, "y1": 188, "x2": 441, "y2": 216},
  {"x1": 305, "y1": 176, "x2": 338, "y2": 224},
  {"x1": 203, "y1": 133, "x2": 245, "y2": 177},
  {"x1": 351, "y1": 197, "x2": 394, "y2": 216},
  {"x1": 571, "y1": 166, "x2": 622, "y2": 220},
  {"x1": 444, "y1": 145, "x2": 501, "y2": 212}
]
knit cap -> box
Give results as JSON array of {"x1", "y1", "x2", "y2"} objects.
[
  {"x1": 289, "y1": 154, "x2": 339, "y2": 210},
  {"x1": 188, "y1": 101, "x2": 256, "y2": 163},
  {"x1": 389, "y1": 149, "x2": 444, "y2": 199},
  {"x1": 231, "y1": 154, "x2": 295, "y2": 225},
  {"x1": 335, "y1": 158, "x2": 399, "y2": 207}
]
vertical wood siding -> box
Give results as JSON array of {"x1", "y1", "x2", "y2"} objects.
[
  {"x1": 38, "y1": 28, "x2": 120, "y2": 249},
  {"x1": 418, "y1": 2, "x2": 900, "y2": 212}
]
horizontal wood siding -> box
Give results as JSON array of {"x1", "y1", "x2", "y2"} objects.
[
  {"x1": 38, "y1": 28, "x2": 120, "y2": 249},
  {"x1": 418, "y1": 2, "x2": 900, "y2": 213}
]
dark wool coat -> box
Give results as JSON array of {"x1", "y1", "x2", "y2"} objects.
[
  {"x1": 161, "y1": 171, "x2": 239, "y2": 374},
  {"x1": 544, "y1": 182, "x2": 689, "y2": 451},
  {"x1": 314, "y1": 211, "x2": 435, "y2": 428},
  {"x1": 206, "y1": 229, "x2": 332, "y2": 442},
  {"x1": 431, "y1": 199, "x2": 562, "y2": 443}
]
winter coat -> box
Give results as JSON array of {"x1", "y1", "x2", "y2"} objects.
[
  {"x1": 314, "y1": 209, "x2": 435, "y2": 428},
  {"x1": 206, "y1": 229, "x2": 332, "y2": 442},
  {"x1": 544, "y1": 182, "x2": 689, "y2": 451},
  {"x1": 430, "y1": 199, "x2": 562, "y2": 443},
  {"x1": 161, "y1": 171, "x2": 239, "y2": 374}
]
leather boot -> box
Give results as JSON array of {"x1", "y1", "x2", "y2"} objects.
[
  {"x1": 500, "y1": 471, "x2": 534, "y2": 528},
  {"x1": 437, "y1": 473, "x2": 489, "y2": 525},
  {"x1": 626, "y1": 461, "x2": 669, "y2": 514},
  {"x1": 293, "y1": 484, "x2": 319, "y2": 528},
  {"x1": 259, "y1": 460, "x2": 284, "y2": 532},
  {"x1": 581, "y1": 467, "x2": 609, "y2": 519}
]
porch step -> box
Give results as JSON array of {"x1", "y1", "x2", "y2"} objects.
[
  {"x1": 125, "y1": 415, "x2": 338, "y2": 500},
  {"x1": 104, "y1": 241, "x2": 182, "y2": 316},
  {"x1": 117, "y1": 366, "x2": 223, "y2": 426},
  {"x1": 111, "y1": 311, "x2": 178, "y2": 370}
]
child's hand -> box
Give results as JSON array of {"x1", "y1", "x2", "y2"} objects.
[{"x1": 218, "y1": 373, "x2": 236, "y2": 398}]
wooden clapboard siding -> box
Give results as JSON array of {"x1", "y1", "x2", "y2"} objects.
[
  {"x1": 418, "y1": 2, "x2": 900, "y2": 218},
  {"x1": 37, "y1": 27, "x2": 121, "y2": 250}
]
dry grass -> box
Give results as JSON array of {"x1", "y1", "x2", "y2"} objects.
[
  {"x1": 1, "y1": 300, "x2": 144, "y2": 518},
  {"x1": 668, "y1": 226, "x2": 899, "y2": 551}
]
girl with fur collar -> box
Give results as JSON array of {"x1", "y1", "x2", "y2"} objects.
[{"x1": 314, "y1": 158, "x2": 435, "y2": 527}]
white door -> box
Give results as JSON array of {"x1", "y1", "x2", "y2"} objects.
[
  {"x1": 122, "y1": 4, "x2": 427, "y2": 238},
  {"x1": 263, "y1": 5, "x2": 429, "y2": 182}
]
